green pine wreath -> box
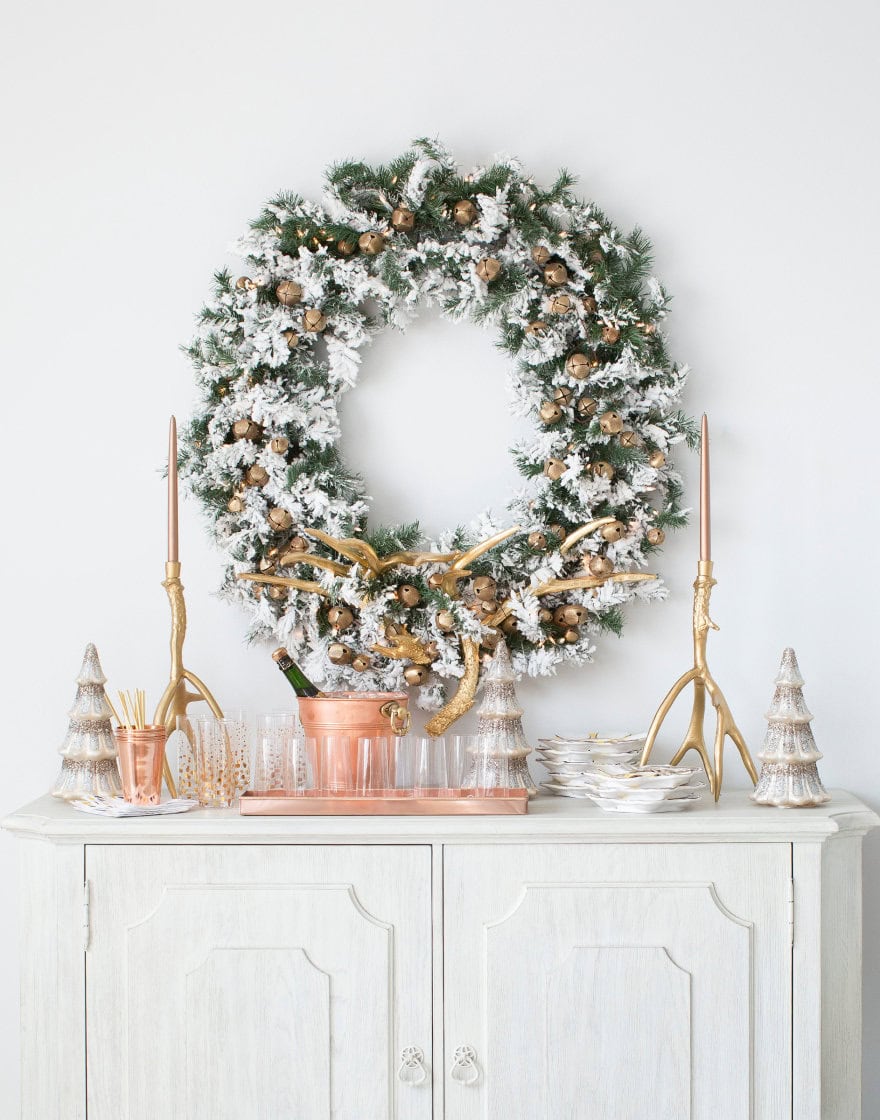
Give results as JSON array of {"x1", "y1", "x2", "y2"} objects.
[{"x1": 181, "y1": 138, "x2": 696, "y2": 720}]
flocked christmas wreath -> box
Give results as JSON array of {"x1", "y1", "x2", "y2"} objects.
[{"x1": 181, "y1": 138, "x2": 696, "y2": 732}]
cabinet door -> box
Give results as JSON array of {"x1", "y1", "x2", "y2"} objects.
[
  {"x1": 86, "y1": 845, "x2": 432, "y2": 1120},
  {"x1": 444, "y1": 843, "x2": 791, "y2": 1120}
]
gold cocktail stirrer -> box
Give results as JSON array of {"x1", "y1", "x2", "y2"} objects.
[
  {"x1": 639, "y1": 415, "x2": 757, "y2": 800},
  {"x1": 153, "y1": 417, "x2": 224, "y2": 796}
]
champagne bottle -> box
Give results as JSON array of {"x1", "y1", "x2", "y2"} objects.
[{"x1": 272, "y1": 648, "x2": 322, "y2": 697}]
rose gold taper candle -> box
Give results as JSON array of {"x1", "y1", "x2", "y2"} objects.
[
  {"x1": 167, "y1": 416, "x2": 179, "y2": 564},
  {"x1": 700, "y1": 413, "x2": 710, "y2": 562}
]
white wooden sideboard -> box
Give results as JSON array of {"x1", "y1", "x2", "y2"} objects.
[{"x1": 4, "y1": 791, "x2": 877, "y2": 1119}]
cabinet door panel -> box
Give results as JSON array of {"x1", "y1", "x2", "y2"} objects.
[
  {"x1": 444, "y1": 843, "x2": 791, "y2": 1120},
  {"x1": 86, "y1": 845, "x2": 432, "y2": 1120}
]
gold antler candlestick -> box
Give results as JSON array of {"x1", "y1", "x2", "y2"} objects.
[
  {"x1": 153, "y1": 417, "x2": 224, "y2": 796},
  {"x1": 639, "y1": 416, "x2": 757, "y2": 800}
]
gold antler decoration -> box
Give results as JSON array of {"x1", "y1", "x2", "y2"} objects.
[
  {"x1": 371, "y1": 624, "x2": 434, "y2": 665},
  {"x1": 302, "y1": 528, "x2": 456, "y2": 577},
  {"x1": 237, "y1": 572, "x2": 329, "y2": 597},
  {"x1": 425, "y1": 637, "x2": 481, "y2": 736},
  {"x1": 559, "y1": 517, "x2": 617, "y2": 555},
  {"x1": 484, "y1": 572, "x2": 657, "y2": 629},
  {"x1": 436, "y1": 526, "x2": 521, "y2": 598}
]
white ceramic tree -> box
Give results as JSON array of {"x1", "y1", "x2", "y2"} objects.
[
  {"x1": 751, "y1": 647, "x2": 829, "y2": 808},
  {"x1": 52, "y1": 643, "x2": 122, "y2": 800},
  {"x1": 466, "y1": 640, "x2": 537, "y2": 796}
]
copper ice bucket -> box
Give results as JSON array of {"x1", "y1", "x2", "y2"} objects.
[{"x1": 298, "y1": 692, "x2": 410, "y2": 790}]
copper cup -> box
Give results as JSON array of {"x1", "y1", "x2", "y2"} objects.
[{"x1": 115, "y1": 725, "x2": 167, "y2": 805}]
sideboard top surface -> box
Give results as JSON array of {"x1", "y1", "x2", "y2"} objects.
[{"x1": 3, "y1": 791, "x2": 877, "y2": 845}]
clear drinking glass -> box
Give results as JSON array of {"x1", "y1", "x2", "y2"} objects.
[
  {"x1": 319, "y1": 734, "x2": 353, "y2": 792},
  {"x1": 393, "y1": 735, "x2": 418, "y2": 794},
  {"x1": 288, "y1": 735, "x2": 316, "y2": 795},
  {"x1": 356, "y1": 736, "x2": 391, "y2": 795},
  {"x1": 191, "y1": 717, "x2": 236, "y2": 807},
  {"x1": 466, "y1": 734, "x2": 512, "y2": 794},
  {"x1": 414, "y1": 736, "x2": 448, "y2": 794},
  {"x1": 172, "y1": 714, "x2": 197, "y2": 800},
  {"x1": 446, "y1": 734, "x2": 477, "y2": 791},
  {"x1": 253, "y1": 714, "x2": 294, "y2": 791}
]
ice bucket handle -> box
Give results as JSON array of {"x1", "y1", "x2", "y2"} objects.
[{"x1": 381, "y1": 700, "x2": 411, "y2": 736}]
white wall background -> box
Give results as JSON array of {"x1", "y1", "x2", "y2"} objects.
[{"x1": 2, "y1": 0, "x2": 878, "y2": 1111}]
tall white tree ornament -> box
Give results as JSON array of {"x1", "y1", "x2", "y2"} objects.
[
  {"x1": 751, "y1": 648, "x2": 830, "y2": 808},
  {"x1": 51, "y1": 643, "x2": 122, "y2": 800}
]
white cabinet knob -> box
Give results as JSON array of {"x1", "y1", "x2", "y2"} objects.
[
  {"x1": 450, "y1": 1045, "x2": 479, "y2": 1085},
  {"x1": 397, "y1": 1046, "x2": 428, "y2": 1085}
]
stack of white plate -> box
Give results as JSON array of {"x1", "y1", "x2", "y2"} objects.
[
  {"x1": 537, "y1": 733, "x2": 645, "y2": 798},
  {"x1": 580, "y1": 762, "x2": 705, "y2": 813}
]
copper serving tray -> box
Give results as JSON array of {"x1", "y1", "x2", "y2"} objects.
[{"x1": 239, "y1": 788, "x2": 529, "y2": 815}]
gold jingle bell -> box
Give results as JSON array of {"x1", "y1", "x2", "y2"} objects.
[
  {"x1": 227, "y1": 495, "x2": 244, "y2": 514},
  {"x1": 396, "y1": 583, "x2": 421, "y2": 607},
  {"x1": 526, "y1": 320, "x2": 549, "y2": 336},
  {"x1": 424, "y1": 641, "x2": 439, "y2": 662},
  {"x1": 552, "y1": 386, "x2": 573, "y2": 407},
  {"x1": 476, "y1": 257, "x2": 501, "y2": 283},
  {"x1": 302, "y1": 308, "x2": 327, "y2": 332},
  {"x1": 436, "y1": 609, "x2": 456, "y2": 632},
  {"x1": 327, "y1": 605, "x2": 355, "y2": 631},
  {"x1": 561, "y1": 626, "x2": 580, "y2": 644},
  {"x1": 543, "y1": 261, "x2": 568, "y2": 288},
  {"x1": 540, "y1": 400, "x2": 563, "y2": 424},
  {"x1": 232, "y1": 419, "x2": 262, "y2": 441},
  {"x1": 499, "y1": 615, "x2": 518, "y2": 635},
  {"x1": 599, "y1": 410, "x2": 623, "y2": 435},
  {"x1": 245, "y1": 465, "x2": 269, "y2": 487},
  {"x1": 549, "y1": 293, "x2": 573, "y2": 315},
  {"x1": 279, "y1": 536, "x2": 309, "y2": 562},
  {"x1": 582, "y1": 294, "x2": 598, "y2": 314},
  {"x1": 351, "y1": 653, "x2": 372, "y2": 672},
  {"x1": 553, "y1": 604, "x2": 588, "y2": 627},
  {"x1": 647, "y1": 527, "x2": 666, "y2": 545},
  {"x1": 282, "y1": 330, "x2": 299, "y2": 350},
  {"x1": 576, "y1": 395, "x2": 598, "y2": 420},
  {"x1": 648, "y1": 449, "x2": 666, "y2": 469},
  {"x1": 328, "y1": 642, "x2": 352, "y2": 665},
  {"x1": 453, "y1": 199, "x2": 477, "y2": 225},
  {"x1": 528, "y1": 531, "x2": 547, "y2": 550},
  {"x1": 269, "y1": 436, "x2": 289, "y2": 455},
  {"x1": 531, "y1": 244, "x2": 551, "y2": 265},
  {"x1": 267, "y1": 585, "x2": 287, "y2": 601},
  {"x1": 592, "y1": 461, "x2": 614, "y2": 480},
  {"x1": 427, "y1": 572, "x2": 445, "y2": 590},
  {"x1": 601, "y1": 324, "x2": 621, "y2": 344},
  {"x1": 337, "y1": 240, "x2": 356, "y2": 256},
  {"x1": 358, "y1": 231, "x2": 385, "y2": 255},
  {"x1": 480, "y1": 628, "x2": 503, "y2": 650},
  {"x1": 472, "y1": 575, "x2": 497, "y2": 602},
  {"x1": 619, "y1": 430, "x2": 640, "y2": 449},
  {"x1": 544, "y1": 457, "x2": 568, "y2": 480},
  {"x1": 538, "y1": 608, "x2": 554, "y2": 624},
  {"x1": 391, "y1": 207, "x2": 415, "y2": 232},
  {"x1": 588, "y1": 555, "x2": 614, "y2": 578},
  {"x1": 469, "y1": 599, "x2": 497, "y2": 621},
  {"x1": 566, "y1": 351, "x2": 598, "y2": 380},
  {"x1": 236, "y1": 276, "x2": 256, "y2": 290},
  {"x1": 258, "y1": 556, "x2": 276, "y2": 574},
  {"x1": 548, "y1": 523, "x2": 565, "y2": 540},
  {"x1": 600, "y1": 520, "x2": 626, "y2": 542},
  {"x1": 404, "y1": 664, "x2": 429, "y2": 686},
  {"x1": 275, "y1": 280, "x2": 302, "y2": 306},
  {"x1": 267, "y1": 508, "x2": 293, "y2": 532}
]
